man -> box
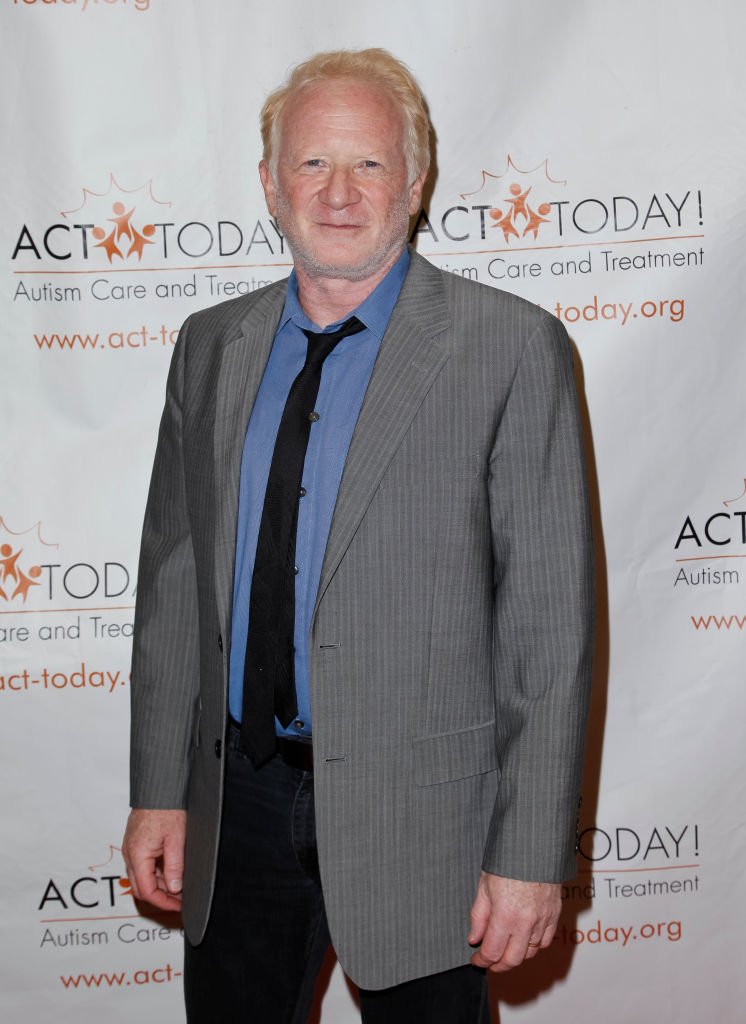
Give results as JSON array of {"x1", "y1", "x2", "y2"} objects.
[{"x1": 123, "y1": 48, "x2": 594, "y2": 1023}]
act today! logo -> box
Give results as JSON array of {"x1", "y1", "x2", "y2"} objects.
[
  {"x1": 413, "y1": 153, "x2": 704, "y2": 255},
  {"x1": 412, "y1": 156, "x2": 565, "y2": 249},
  {"x1": 11, "y1": 173, "x2": 286, "y2": 273},
  {"x1": 459, "y1": 156, "x2": 562, "y2": 244},
  {"x1": 12, "y1": 175, "x2": 172, "y2": 267}
]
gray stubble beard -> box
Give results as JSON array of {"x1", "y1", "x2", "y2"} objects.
[{"x1": 273, "y1": 188, "x2": 411, "y2": 283}]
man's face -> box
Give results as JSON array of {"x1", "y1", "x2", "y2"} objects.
[{"x1": 260, "y1": 78, "x2": 426, "y2": 283}]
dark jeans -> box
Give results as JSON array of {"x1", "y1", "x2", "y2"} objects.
[{"x1": 184, "y1": 725, "x2": 490, "y2": 1023}]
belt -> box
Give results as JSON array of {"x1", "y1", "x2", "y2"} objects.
[
  {"x1": 228, "y1": 719, "x2": 313, "y2": 772},
  {"x1": 276, "y1": 736, "x2": 314, "y2": 772}
]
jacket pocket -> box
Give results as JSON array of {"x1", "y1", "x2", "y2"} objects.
[{"x1": 413, "y1": 719, "x2": 498, "y2": 786}]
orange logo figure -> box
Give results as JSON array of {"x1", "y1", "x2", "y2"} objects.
[
  {"x1": 127, "y1": 222, "x2": 156, "y2": 260},
  {"x1": 489, "y1": 207, "x2": 520, "y2": 243},
  {"x1": 92, "y1": 202, "x2": 156, "y2": 263},
  {"x1": 0, "y1": 544, "x2": 41, "y2": 603},
  {"x1": 460, "y1": 156, "x2": 565, "y2": 246},
  {"x1": 62, "y1": 174, "x2": 171, "y2": 264},
  {"x1": 523, "y1": 202, "x2": 552, "y2": 240},
  {"x1": 108, "y1": 201, "x2": 136, "y2": 241},
  {"x1": 92, "y1": 224, "x2": 122, "y2": 262},
  {"x1": 506, "y1": 183, "x2": 532, "y2": 221},
  {"x1": 12, "y1": 564, "x2": 41, "y2": 603},
  {"x1": 490, "y1": 182, "x2": 552, "y2": 243},
  {"x1": 1, "y1": 542, "x2": 21, "y2": 584}
]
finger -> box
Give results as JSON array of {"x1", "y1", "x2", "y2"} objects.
[
  {"x1": 466, "y1": 888, "x2": 489, "y2": 942},
  {"x1": 487, "y1": 932, "x2": 532, "y2": 973},
  {"x1": 153, "y1": 870, "x2": 182, "y2": 906},
  {"x1": 129, "y1": 849, "x2": 180, "y2": 912},
  {"x1": 467, "y1": 887, "x2": 490, "y2": 946},
  {"x1": 122, "y1": 843, "x2": 138, "y2": 901},
  {"x1": 539, "y1": 918, "x2": 558, "y2": 948},
  {"x1": 130, "y1": 850, "x2": 158, "y2": 901},
  {"x1": 122, "y1": 821, "x2": 144, "y2": 902},
  {"x1": 162, "y1": 830, "x2": 185, "y2": 895},
  {"x1": 524, "y1": 918, "x2": 557, "y2": 959},
  {"x1": 470, "y1": 914, "x2": 511, "y2": 968},
  {"x1": 477, "y1": 905, "x2": 541, "y2": 971},
  {"x1": 136, "y1": 874, "x2": 182, "y2": 911},
  {"x1": 122, "y1": 853, "x2": 141, "y2": 901}
]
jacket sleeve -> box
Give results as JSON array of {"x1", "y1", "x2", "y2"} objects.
[
  {"x1": 482, "y1": 313, "x2": 595, "y2": 882},
  {"x1": 129, "y1": 318, "x2": 201, "y2": 810}
]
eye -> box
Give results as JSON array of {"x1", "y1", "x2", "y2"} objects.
[
  {"x1": 303, "y1": 158, "x2": 325, "y2": 168},
  {"x1": 361, "y1": 160, "x2": 381, "y2": 169}
]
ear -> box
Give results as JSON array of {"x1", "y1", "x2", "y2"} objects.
[
  {"x1": 259, "y1": 160, "x2": 277, "y2": 217},
  {"x1": 408, "y1": 169, "x2": 428, "y2": 216}
]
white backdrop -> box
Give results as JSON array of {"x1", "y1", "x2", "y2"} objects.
[{"x1": 2, "y1": 2, "x2": 744, "y2": 1021}]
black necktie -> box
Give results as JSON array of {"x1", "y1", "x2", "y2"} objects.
[{"x1": 240, "y1": 315, "x2": 366, "y2": 766}]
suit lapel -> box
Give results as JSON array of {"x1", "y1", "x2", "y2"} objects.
[
  {"x1": 314, "y1": 252, "x2": 452, "y2": 613},
  {"x1": 214, "y1": 283, "x2": 287, "y2": 637}
]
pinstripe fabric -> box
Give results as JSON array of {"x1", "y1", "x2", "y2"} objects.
[{"x1": 129, "y1": 247, "x2": 594, "y2": 990}]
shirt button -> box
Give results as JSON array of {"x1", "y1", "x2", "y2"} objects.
[
  {"x1": 294, "y1": 720, "x2": 305, "y2": 730},
  {"x1": 294, "y1": 565, "x2": 299, "y2": 575},
  {"x1": 308, "y1": 411, "x2": 320, "y2": 422},
  {"x1": 299, "y1": 487, "x2": 307, "y2": 497}
]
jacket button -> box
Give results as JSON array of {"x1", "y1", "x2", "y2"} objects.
[
  {"x1": 214, "y1": 739, "x2": 222, "y2": 759},
  {"x1": 217, "y1": 634, "x2": 223, "y2": 652}
]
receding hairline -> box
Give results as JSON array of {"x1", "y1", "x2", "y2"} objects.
[
  {"x1": 273, "y1": 77, "x2": 408, "y2": 157},
  {"x1": 260, "y1": 49, "x2": 432, "y2": 179}
]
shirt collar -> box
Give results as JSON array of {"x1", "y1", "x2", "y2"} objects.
[{"x1": 278, "y1": 247, "x2": 410, "y2": 338}]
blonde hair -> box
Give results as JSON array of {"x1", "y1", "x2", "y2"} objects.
[{"x1": 260, "y1": 48, "x2": 432, "y2": 180}]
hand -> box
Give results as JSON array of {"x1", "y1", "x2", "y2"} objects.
[
  {"x1": 122, "y1": 808, "x2": 187, "y2": 912},
  {"x1": 468, "y1": 871, "x2": 561, "y2": 972}
]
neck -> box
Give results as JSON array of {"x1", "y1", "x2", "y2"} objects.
[{"x1": 294, "y1": 247, "x2": 403, "y2": 328}]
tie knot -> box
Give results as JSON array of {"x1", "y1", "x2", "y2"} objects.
[{"x1": 301, "y1": 316, "x2": 366, "y2": 367}]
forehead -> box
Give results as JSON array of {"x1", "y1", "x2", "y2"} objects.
[{"x1": 278, "y1": 78, "x2": 405, "y2": 153}]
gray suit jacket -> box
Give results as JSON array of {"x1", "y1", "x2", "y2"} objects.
[{"x1": 130, "y1": 248, "x2": 594, "y2": 989}]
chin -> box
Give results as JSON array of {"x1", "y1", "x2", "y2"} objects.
[
  {"x1": 306, "y1": 260, "x2": 379, "y2": 281},
  {"x1": 292, "y1": 242, "x2": 402, "y2": 283}
]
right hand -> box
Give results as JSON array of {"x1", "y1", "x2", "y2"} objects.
[{"x1": 122, "y1": 808, "x2": 187, "y2": 912}]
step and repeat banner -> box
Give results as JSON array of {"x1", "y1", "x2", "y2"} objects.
[{"x1": 1, "y1": 2, "x2": 744, "y2": 1021}]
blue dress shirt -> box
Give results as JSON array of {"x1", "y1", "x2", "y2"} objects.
[{"x1": 228, "y1": 248, "x2": 410, "y2": 739}]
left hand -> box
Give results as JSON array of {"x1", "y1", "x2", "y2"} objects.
[{"x1": 468, "y1": 871, "x2": 561, "y2": 972}]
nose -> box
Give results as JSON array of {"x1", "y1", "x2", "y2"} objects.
[{"x1": 320, "y1": 166, "x2": 360, "y2": 209}]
